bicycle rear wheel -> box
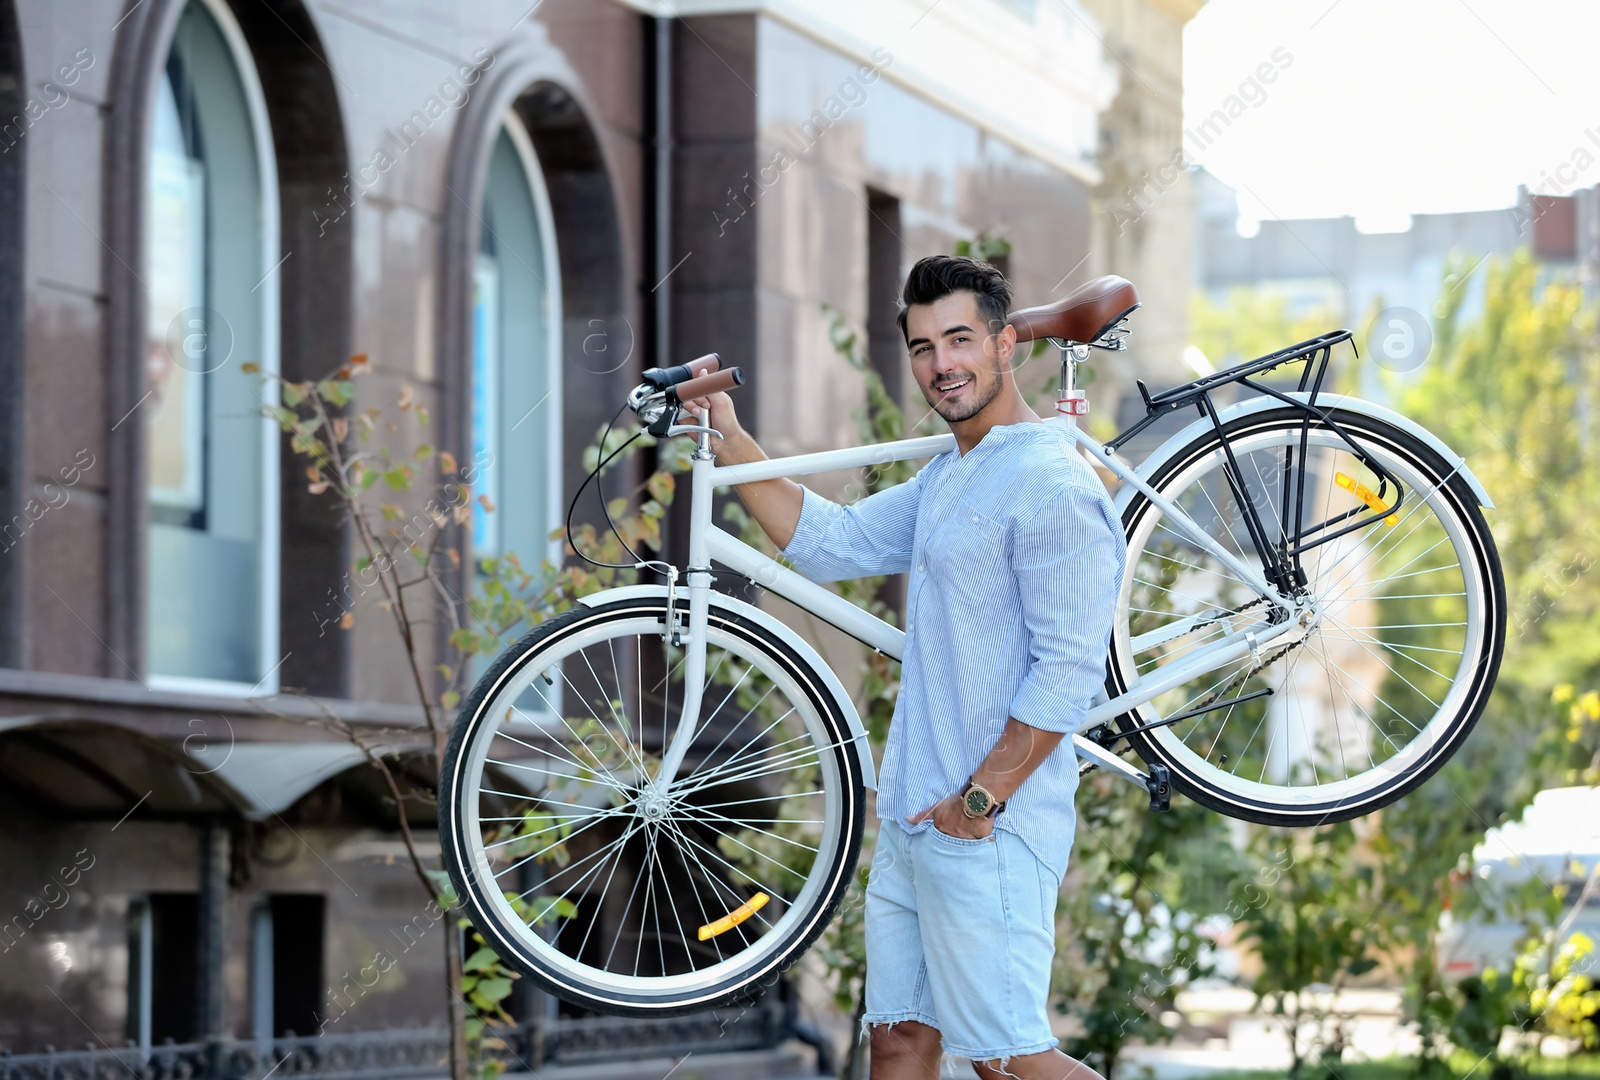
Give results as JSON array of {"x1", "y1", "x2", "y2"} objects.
[
  {"x1": 1106, "y1": 407, "x2": 1505, "y2": 825},
  {"x1": 439, "y1": 593, "x2": 865, "y2": 1016}
]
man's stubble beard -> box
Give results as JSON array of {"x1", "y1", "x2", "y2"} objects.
[{"x1": 924, "y1": 363, "x2": 1004, "y2": 423}]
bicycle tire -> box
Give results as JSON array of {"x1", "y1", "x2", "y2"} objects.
[
  {"x1": 1106, "y1": 407, "x2": 1505, "y2": 825},
  {"x1": 439, "y1": 592, "x2": 866, "y2": 1016}
]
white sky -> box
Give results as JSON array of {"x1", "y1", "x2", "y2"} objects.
[{"x1": 1182, "y1": 0, "x2": 1600, "y2": 231}]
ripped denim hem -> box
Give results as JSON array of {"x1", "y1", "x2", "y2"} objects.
[
  {"x1": 860, "y1": 1009, "x2": 940, "y2": 1044},
  {"x1": 943, "y1": 1035, "x2": 1060, "y2": 1073}
]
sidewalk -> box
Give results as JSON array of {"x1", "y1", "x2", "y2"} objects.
[
  {"x1": 501, "y1": 1045, "x2": 817, "y2": 1080},
  {"x1": 1122, "y1": 986, "x2": 1418, "y2": 1079}
]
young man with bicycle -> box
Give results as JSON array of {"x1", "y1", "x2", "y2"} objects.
[{"x1": 686, "y1": 255, "x2": 1125, "y2": 1080}]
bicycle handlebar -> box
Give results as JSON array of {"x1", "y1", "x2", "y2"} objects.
[
  {"x1": 644, "y1": 352, "x2": 721, "y2": 389},
  {"x1": 627, "y1": 355, "x2": 744, "y2": 437},
  {"x1": 673, "y1": 366, "x2": 744, "y2": 401}
]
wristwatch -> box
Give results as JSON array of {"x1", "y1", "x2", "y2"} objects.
[{"x1": 960, "y1": 776, "x2": 1006, "y2": 819}]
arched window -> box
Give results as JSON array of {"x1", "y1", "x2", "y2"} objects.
[
  {"x1": 472, "y1": 114, "x2": 562, "y2": 576},
  {"x1": 144, "y1": 0, "x2": 279, "y2": 690}
]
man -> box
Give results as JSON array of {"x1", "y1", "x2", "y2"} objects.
[{"x1": 685, "y1": 255, "x2": 1125, "y2": 1080}]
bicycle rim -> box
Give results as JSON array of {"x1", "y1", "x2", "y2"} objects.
[
  {"x1": 440, "y1": 597, "x2": 864, "y2": 1014},
  {"x1": 1108, "y1": 410, "x2": 1504, "y2": 823}
]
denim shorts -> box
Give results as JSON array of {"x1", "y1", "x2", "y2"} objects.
[{"x1": 862, "y1": 819, "x2": 1061, "y2": 1063}]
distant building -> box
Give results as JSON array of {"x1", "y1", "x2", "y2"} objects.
[
  {"x1": 1192, "y1": 167, "x2": 1582, "y2": 351},
  {"x1": 1082, "y1": 0, "x2": 1206, "y2": 433}
]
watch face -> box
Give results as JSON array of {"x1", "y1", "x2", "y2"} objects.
[{"x1": 964, "y1": 788, "x2": 989, "y2": 816}]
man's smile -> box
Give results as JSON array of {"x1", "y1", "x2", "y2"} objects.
[{"x1": 933, "y1": 374, "x2": 973, "y2": 397}]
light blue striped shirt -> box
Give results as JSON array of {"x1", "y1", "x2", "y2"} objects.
[{"x1": 779, "y1": 419, "x2": 1126, "y2": 881}]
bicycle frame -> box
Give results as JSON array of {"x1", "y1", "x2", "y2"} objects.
[{"x1": 651, "y1": 414, "x2": 1312, "y2": 790}]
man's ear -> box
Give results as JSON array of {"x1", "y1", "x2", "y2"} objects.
[{"x1": 986, "y1": 322, "x2": 1018, "y2": 372}]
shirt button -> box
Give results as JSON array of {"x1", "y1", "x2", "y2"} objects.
[
  {"x1": 918, "y1": 562, "x2": 925, "y2": 572},
  {"x1": 907, "y1": 622, "x2": 914, "y2": 633},
  {"x1": 971, "y1": 514, "x2": 980, "y2": 524}
]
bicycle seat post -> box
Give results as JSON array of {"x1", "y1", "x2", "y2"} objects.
[{"x1": 1056, "y1": 342, "x2": 1091, "y2": 431}]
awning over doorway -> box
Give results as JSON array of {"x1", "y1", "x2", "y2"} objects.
[{"x1": 0, "y1": 716, "x2": 427, "y2": 823}]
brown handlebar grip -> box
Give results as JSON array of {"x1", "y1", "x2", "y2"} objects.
[
  {"x1": 674, "y1": 366, "x2": 745, "y2": 401},
  {"x1": 686, "y1": 352, "x2": 721, "y2": 377}
]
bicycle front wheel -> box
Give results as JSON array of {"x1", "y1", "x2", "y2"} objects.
[
  {"x1": 1107, "y1": 407, "x2": 1505, "y2": 825},
  {"x1": 439, "y1": 593, "x2": 865, "y2": 1016}
]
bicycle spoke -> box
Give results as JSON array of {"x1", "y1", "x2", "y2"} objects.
[
  {"x1": 487, "y1": 756, "x2": 629, "y2": 792},
  {"x1": 602, "y1": 826, "x2": 654, "y2": 971},
  {"x1": 518, "y1": 815, "x2": 644, "y2": 919},
  {"x1": 1309, "y1": 633, "x2": 1351, "y2": 779},
  {"x1": 680, "y1": 804, "x2": 822, "y2": 854},
  {"x1": 1319, "y1": 620, "x2": 1461, "y2": 683},
  {"x1": 680, "y1": 701, "x2": 798, "y2": 792},
  {"x1": 670, "y1": 720, "x2": 825, "y2": 800},
  {"x1": 1309, "y1": 632, "x2": 1404, "y2": 764},
  {"x1": 579, "y1": 646, "x2": 649, "y2": 778},
  {"x1": 1285, "y1": 643, "x2": 1321, "y2": 787},
  {"x1": 1311, "y1": 473, "x2": 1457, "y2": 601},
  {"x1": 577, "y1": 822, "x2": 637, "y2": 964},
  {"x1": 495, "y1": 807, "x2": 635, "y2": 882},
  {"x1": 672, "y1": 732, "x2": 857, "y2": 798},
  {"x1": 656, "y1": 814, "x2": 768, "y2": 950},
  {"x1": 681, "y1": 668, "x2": 779, "y2": 780},
  {"x1": 694, "y1": 790, "x2": 827, "y2": 810},
  {"x1": 483, "y1": 804, "x2": 630, "y2": 852},
  {"x1": 1201, "y1": 696, "x2": 1242, "y2": 763},
  {"x1": 500, "y1": 712, "x2": 632, "y2": 788},
  {"x1": 659, "y1": 815, "x2": 784, "y2": 924},
  {"x1": 648, "y1": 813, "x2": 727, "y2": 964}
]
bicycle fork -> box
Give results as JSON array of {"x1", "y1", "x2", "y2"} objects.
[{"x1": 653, "y1": 428, "x2": 720, "y2": 791}]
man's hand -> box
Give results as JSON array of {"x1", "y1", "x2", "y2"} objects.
[
  {"x1": 683, "y1": 391, "x2": 742, "y2": 458},
  {"x1": 905, "y1": 719, "x2": 1069, "y2": 844},
  {"x1": 907, "y1": 792, "x2": 995, "y2": 841}
]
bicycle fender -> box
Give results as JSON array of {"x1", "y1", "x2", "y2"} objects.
[
  {"x1": 1112, "y1": 392, "x2": 1495, "y2": 514},
  {"x1": 575, "y1": 585, "x2": 878, "y2": 791}
]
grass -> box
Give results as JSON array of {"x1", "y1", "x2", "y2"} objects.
[{"x1": 1200, "y1": 1053, "x2": 1600, "y2": 1080}]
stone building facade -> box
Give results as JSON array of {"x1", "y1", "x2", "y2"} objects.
[{"x1": 0, "y1": 0, "x2": 1122, "y2": 1068}]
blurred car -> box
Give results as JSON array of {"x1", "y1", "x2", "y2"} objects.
[{"x1": 1437, "y1": 786, "x2": 1600, "y2": 979}]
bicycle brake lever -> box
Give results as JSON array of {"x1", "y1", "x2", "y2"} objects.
[{"x1": 664, "y1": 423, "x2": 722, "y2": 439}]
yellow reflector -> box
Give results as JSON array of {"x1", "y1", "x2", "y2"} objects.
[
  {"x1": 1334, "y1": 471, "x2": 1399, "y2": 526},
  {"x1": 698, "y1": 892, "x2": 770, "y2": 941}
]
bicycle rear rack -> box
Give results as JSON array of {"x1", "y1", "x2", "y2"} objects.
[{"x1": 1106, "y1": 329, "x2": 1407, "y2": 598}]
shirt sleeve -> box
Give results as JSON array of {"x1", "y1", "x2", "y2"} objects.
[
  {"x1": 1006, "y1": 478, "x2": 1127, "y2": 734},
  {"x1": 778, "y1": 470, "x2": 922, "y2": 583}
]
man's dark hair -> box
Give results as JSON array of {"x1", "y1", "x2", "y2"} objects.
[{"x1": 897, "y1": 255, "x2": 1014, "y2": 342}]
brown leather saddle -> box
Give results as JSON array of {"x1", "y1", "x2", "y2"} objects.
[{"x1": 1008, "y1": 275, "x2": 1140, "y2": 346}]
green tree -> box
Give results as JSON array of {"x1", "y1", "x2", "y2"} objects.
[
  {"x1": 1188, "y1": 288, "x2": 1339, "y2": 374},
  {"x1": 1402, "y1": 249, "x2": 1600, "y2": 688},
  {"x1": 259, "y1": 357, "x2": 687, "y2": 1079},
  {"x1": 1363, "y1": 248, "x2": 1600, "y2": 1075},
  {"x1": 1232, "y1": 823, "x2": 1379, "y2": 1079},
  {"x1": 1052, "y1": 771, "x2": 1237, "y2": 1078}
]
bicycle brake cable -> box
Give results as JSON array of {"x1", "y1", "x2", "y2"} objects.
[{"x1": 564, "y1": 400, "x2": 661, "y2": 573}]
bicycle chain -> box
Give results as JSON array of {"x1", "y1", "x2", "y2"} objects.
[{"x1": 1079, "y1": 598, "x2": 1296, "y2": 776}]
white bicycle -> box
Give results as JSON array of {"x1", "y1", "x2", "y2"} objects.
[{"x1": 439, "y1": 276, "x2": 1505, "y2": 1016}]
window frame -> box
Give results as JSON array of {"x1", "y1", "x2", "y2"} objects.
[
  {"x1": 482, "y1": 108, "x2": 564, "y2": 572},
  {"x1": 143, "y1": 0, "x2": 282, "y2": 697}
]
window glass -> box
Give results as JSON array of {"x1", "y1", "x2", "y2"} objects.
[
  {"x1": 144, "y1": 2, "x2": 274, "y2": 686},
  {"x1": 470, "y1": 123, "x2": 559, "y2": 691},
  {"x1": 473, "y1": 124, "x2": 559, "y2": 575}
]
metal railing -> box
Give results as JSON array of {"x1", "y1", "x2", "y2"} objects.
[{"x1": 0, "y1": 1001, "x2": 787, "y2": 1080}]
